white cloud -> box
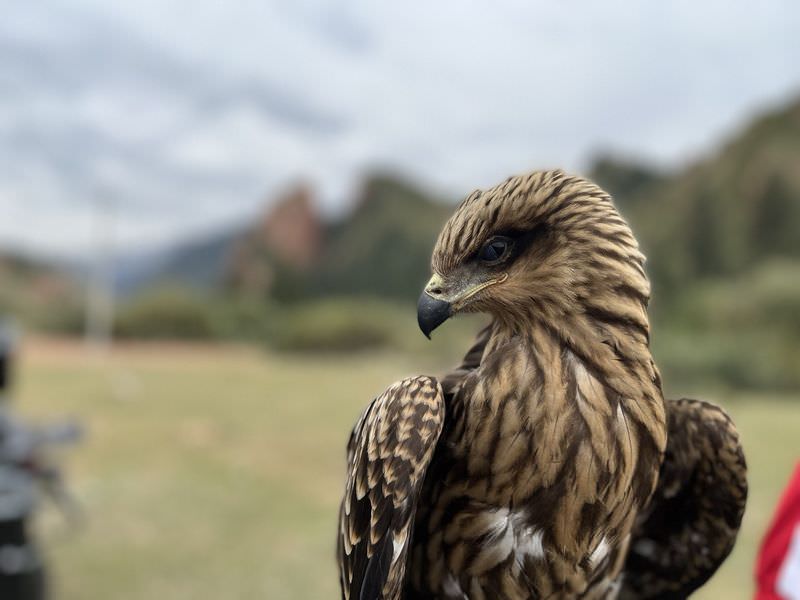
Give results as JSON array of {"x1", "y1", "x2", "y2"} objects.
[{"x1": 0, "y1": 0, "x2": 798, "y2": 259}]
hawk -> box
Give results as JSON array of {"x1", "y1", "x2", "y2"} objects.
[{"x1": 337, "y1": 170, "x2": 747, "y2": 599}]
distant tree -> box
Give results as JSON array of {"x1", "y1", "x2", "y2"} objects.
[
  {"x1": 688, "y1": 189, "x2": 727, "y2": 277},
  {"x1": 589, "y1": 156, "x2": 665, "y2": 203},
  {"x1": 752, "y1": 175, "x2": 800, "y2": 259}
]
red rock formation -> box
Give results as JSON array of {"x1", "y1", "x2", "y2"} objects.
[
  {"x1": 227, "y1": 182, "x2": 323, "y2": 294},
  {"x1": 260, "y1": 183, "x2": 322, "y2": 270}
]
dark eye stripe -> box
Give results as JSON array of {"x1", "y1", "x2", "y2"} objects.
[{"x1": 473, "y1": 224, "x2": 549, "y2": 266}]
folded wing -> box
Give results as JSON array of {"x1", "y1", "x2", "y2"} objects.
[
  {"x1": 337, "y1": 376, "x2": 445, "y2": 600},
  {"x1": 620, "y1": 397, "x2": 748, "y2": 599}
]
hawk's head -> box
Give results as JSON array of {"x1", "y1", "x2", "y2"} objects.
[{"x1": 418, "y1": 170, "x2": 651, "y2": 343}]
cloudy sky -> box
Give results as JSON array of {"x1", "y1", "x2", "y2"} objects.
[{"x1": 1, "y1": 0, "x2": 798, "y2": 259}]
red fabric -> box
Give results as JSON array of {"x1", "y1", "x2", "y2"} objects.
[{"x1": 756, "y1": 462, "x2": 800, "y2": 600}]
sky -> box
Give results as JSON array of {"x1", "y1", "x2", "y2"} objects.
[{"x1": 1, "y1": 0, "x2": 799, "y2": 259}]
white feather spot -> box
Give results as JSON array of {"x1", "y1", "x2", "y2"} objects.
[
  {"x1": 510, "y1": 510, "x2": 544, "y2": 561},
  {"x1": 477, "y1": 508, "x2": 546, "y2": 571},
  {"x1": 590, "y1": 537, "x2": 611, "y2": 566},
  {"x1": 391, "y1": 530, "x2": 408, "y2": 564},
  {"x1": 516, "y1": 527, "x2": 545, "y2": 560},
  {"x1": 487, "y1": 508, "x2": 510, "y2": 538}
]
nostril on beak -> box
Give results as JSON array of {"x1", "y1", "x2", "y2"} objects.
[
  {"x1": 426, "y1": 285, "x2": 443, "y2": 297},
  {"x1": 424, "y1": 273, "x2": 447, "y2": 299}
]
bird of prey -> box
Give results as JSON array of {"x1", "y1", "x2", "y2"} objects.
[{"x1": 337, "y1": 170, "x2": 747, "y2": 599}]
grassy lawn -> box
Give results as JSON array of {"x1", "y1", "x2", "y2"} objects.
[{"x1": 12, "y1": 338, "x2": 800, "y2": 599}]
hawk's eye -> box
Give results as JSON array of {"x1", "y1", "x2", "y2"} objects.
[{"x1": 479, "y1": 237, "x2": 512, "y2": 263}]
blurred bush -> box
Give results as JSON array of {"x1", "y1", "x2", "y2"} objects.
[
  {"x1": 266, "y1": 298, "x2": 401, "y2": 352},
  {"x1": 114, "y1": 287, "x2": 223, "y2": 339},
  {"x1": 110, "y1": 288, "x2": 483, "y2": 365},
  {"x1": 113, "y1": 289, "x2": 409, "y2": 349},
  {"x1": 653, "y1": 260, "x2": 800, "y2": 391}
]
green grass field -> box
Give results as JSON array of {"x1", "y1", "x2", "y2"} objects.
[{"x1": 13, "y1": 338, "x2": 800, "y2": 599}]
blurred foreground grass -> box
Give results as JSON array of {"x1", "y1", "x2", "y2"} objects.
[{"x1": 14, "y1": 337, "x2": 800, "y2": 599}]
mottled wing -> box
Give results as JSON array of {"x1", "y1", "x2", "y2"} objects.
[
  {"x1": 620, "y1": 398, "x2": 747, "y2": 599},
  {"x1": 337, "y1": 376, "x2": 445, "y2": 600}
]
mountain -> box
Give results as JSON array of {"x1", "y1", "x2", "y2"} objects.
[
  {"x1": 586, "y1": 98, "x2": 800, "y2": 389},
  {"x1": 307, "y1": 174, "x2": 450, "y2": 302},
  {"x1": 588, "y1": 157, "x2": 667, "y2": 201},
  {"x1": 43, "y1": 94, "x2": 798, "y2": 389},
  {"x1": 227, "y1": 184, "x2": 323, "y2": 299},
  {"x1": 119, "y1": 172, "x2": 450, "y2": 303},
  {"x1": 114, "y1": 230, "x2": 240, "y2": 296},
  {"x1": 121, "y1": 96, "x2": 800, "y2": 310},
  {"x1": 595, "y1": 97, "x2": 800, "y2": 296}
]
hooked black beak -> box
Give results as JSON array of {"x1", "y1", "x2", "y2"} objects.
[{"x1": 417, "y1": 292, "x2": 451, "y2": 339}]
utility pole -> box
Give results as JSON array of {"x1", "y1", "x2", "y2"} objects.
[{"x1": 84, "y1": 192, "x2": 114, "y2": 352}]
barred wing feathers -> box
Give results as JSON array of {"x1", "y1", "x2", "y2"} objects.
[
  {"x1": 337, "y1": 376, "x2": 445, "y2": 600},
  {"x1": 621, "y1": 397, "x2": 748, "y2": 599}
]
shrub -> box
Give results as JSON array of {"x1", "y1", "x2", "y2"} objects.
[
  {"x1": 267, "y1": 298, "x2": 404, "y2": 352},
  {"x1": 114, "y1": 287, "x2": 220, "y2": 340}
]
